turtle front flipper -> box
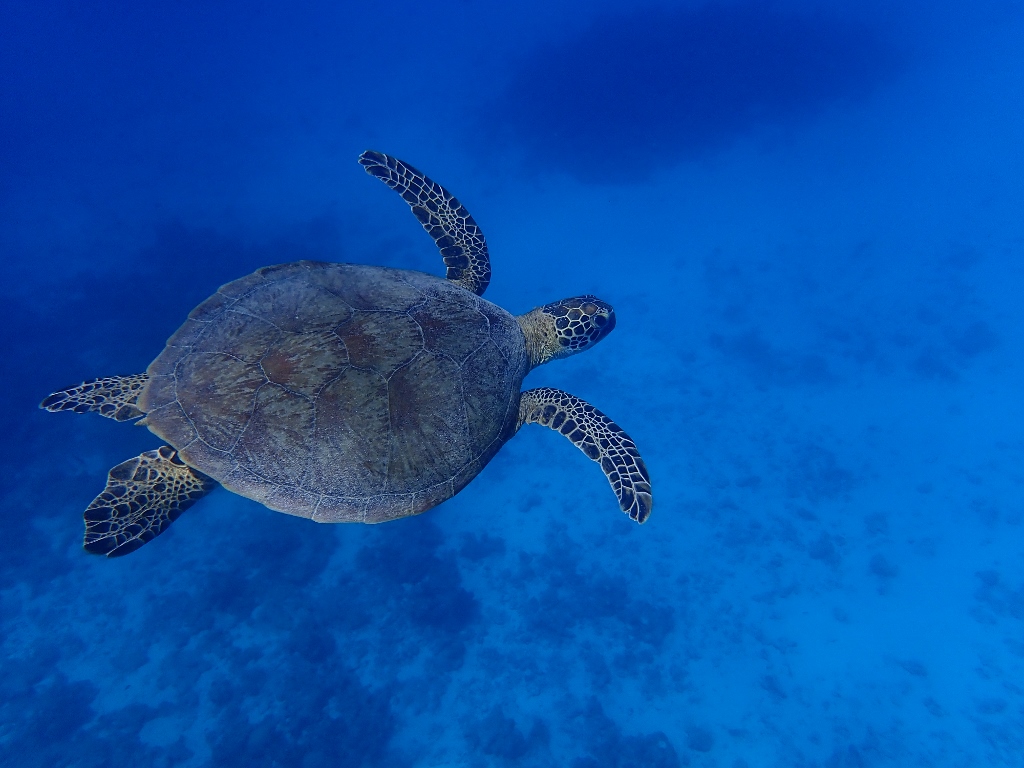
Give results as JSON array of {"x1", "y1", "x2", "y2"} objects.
[
  {"x1": 83, "y1": 447, "x2": 216, "y2": 557},
  {"x1": 40, "y1": 374, "x2": 149, "y2": 422},
  {"x1": 518, "y1": 388, "x2": 653, "y2": 524},
  {"x1": 359, "y1": 150, "x2": 491, "y2": 296}
]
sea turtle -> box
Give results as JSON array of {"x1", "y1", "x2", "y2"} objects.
[{"x1": 41, "y1": 151, "x2": 652, "y2": 557}]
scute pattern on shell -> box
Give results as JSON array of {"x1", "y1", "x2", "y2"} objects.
[{"x1": 139, "y1": 261, "x2": 528, "y2": 522}]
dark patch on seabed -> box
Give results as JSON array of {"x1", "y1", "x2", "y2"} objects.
[{"x1": 487, "y1": 2, "x2": 903, "y2": 181}]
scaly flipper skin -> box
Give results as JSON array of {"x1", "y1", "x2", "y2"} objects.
[
  {"x1": 83, "y1": 446, "x2": 216, "y2": 557},
  {"x1": 40, "y1": 374, "x2": 149, "y2": 422},
  {"x1": 359, "y1": 150, "x2": 491, "y2": 296},
  {"x1": 517, "y1": 388, "x2": 652, "y2": 523}
]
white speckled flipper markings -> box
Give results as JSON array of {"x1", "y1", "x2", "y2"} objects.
[
  {"x1": 518, "y1": 387, "x2": 652, "y2": 523},
  {"x1": 83, "y1": 446, "x2": 216, "y2": 557}
]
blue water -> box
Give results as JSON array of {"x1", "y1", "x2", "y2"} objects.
[{"x1": 3, "y1": 1, "x2": 1024, "y2": 765}]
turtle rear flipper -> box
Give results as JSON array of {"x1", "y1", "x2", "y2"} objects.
[
  {"x1": 41, "y1": 374, "x2": 149, "y2": 422},
  {"x1": 359, "y1": 150, "x2": 491, "y2": 296},
  {"x1": 84, "y1": 447, "x2": 216, "y2": 557},
  {"x1": 518, "y1": 388, "x2": 653, "y2": 524}
]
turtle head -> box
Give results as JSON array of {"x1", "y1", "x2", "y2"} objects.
[{"x1": 517, "y1": 295, "x2": 616, "y2": 369}]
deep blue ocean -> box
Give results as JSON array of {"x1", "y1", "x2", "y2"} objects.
[{"x1": 3, "y1": 1, "x2": 1024, "y2": 765}]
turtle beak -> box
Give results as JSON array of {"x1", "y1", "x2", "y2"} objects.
[{"x1": 582, "y1": 298, "x2": 615, "y2": 345}]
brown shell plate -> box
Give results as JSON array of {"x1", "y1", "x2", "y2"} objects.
[{"x1": 139, "y1": 261, "x2": 528, "y2": 523}]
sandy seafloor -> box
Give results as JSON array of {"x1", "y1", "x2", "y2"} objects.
[{"x1": 3, "y1": 1, "x2": 1024, "y2": 766}]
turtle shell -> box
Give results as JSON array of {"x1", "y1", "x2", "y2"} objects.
[{"x1": 138, "y1": 261, "x2": 528, "y2": 523}]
